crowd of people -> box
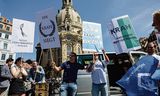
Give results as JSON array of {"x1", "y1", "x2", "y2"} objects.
[
  {"x1": 0, "y1": 49, "x2": 109, "y2": 96},
  {"x1": 0, "y1": 57, "x2": 45, "y2": 96},
  {"x1": 1, "y1": 43, "x2": 160, "y2": 96}
]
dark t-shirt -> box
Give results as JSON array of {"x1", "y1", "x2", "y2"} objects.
[{"x1": 61, "y1": 61, "x2": 84, "y2": 83}]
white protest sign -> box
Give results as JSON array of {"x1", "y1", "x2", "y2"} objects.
[
  {"x1": 108, "y1": 15, "x2": 141, "y2": 54},
  {"x1": 82, "y1": 21, "x2": 103, "y2": 52},
  {"x1": 11, "y1": 18, "x2": 35, "y2": 53},
  {"x1": 36, "y1": 8, "x2": 60, "y2": 49}
]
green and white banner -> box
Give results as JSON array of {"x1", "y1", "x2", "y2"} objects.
[{"x1": 108, "y1": 15, "x2": 141, "y2": 54}]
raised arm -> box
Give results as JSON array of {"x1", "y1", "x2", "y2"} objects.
[
  {"x1": 20, "y1": 67, "x2": 28, "y2": 76},
  {"x1": 86, "y1": 53, "x2": 96, "y2": 72},
  {"x1": 11, "y1": 66, "x2": 21, "y2": 78},
  {"x1": 102, "y1": 49, "x2": 110, "y2": 62},
  {"x1": 11, "y1": 66, "x2": 28, "y2": 78},
  {"x1": 52, "y1": 62, "x2": 63, "y2": 72}
]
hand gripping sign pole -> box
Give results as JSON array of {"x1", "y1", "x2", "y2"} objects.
[
  {"x1": 33, "y1": 50, "x2": 43, "y2": 83},
  {"x1": 49, "y1": 48, "x2": 55, "y2": 67}
]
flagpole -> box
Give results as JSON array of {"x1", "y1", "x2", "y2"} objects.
[
  {"x1": 38, "y1": 50, "x2": 43, "y2": 64},
  {"x1": 33, "y1": 49, "x2": 43, "y2": 83},
  {"x1": 49, "y1": 48, "x2": 55, "y2": 66}
]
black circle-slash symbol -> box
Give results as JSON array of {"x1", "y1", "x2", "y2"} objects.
[{"x1": 39, "y1": 20, "x2": 55, "y2": 37}]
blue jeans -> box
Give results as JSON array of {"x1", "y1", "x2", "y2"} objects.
[
  {"x1": 92, "y1": 83, "x2": 108, "y2": 96},
  {"x1": 60, "y1": 82, "x2": 77, "y2": 96}
]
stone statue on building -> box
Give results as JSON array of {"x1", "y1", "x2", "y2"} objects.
[
  {"x1": 64, "y1": 0, "x2": 72, "y2": 5},
  {"x1": 64, "y1": 18, "x2": 71, "y2": 31},
  {"x1": 64, "y1": 7, "x2": 72, "y2": 31}
]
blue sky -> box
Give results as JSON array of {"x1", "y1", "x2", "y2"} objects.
[{"x1": 0, "y1": 0, "x2": 160, "y2": 60}]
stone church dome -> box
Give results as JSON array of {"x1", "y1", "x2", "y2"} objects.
[
  {"x1": 56, "y1": 0, "x2": 82, "y2": 32},
  {"x1": 56, "y1": 7, "x2": 82, "y2": 25}
]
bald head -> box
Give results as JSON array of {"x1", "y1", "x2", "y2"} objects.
[{"x1": 147, "y1": 42, "x2": 156, "y2": 55}]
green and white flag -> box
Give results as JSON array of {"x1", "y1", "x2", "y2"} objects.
[{"x1": 108, "y1": 15, "x2": 141, "y2": 54}]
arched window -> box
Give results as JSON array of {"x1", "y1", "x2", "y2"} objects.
[
  {"x1": 78, "y1": 46, "x2": 81, "y2": 54},
  {"x1": 67, "y1": 45, "x2": 72, "y2": 56}
]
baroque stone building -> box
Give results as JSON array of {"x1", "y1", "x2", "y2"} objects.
[
  {"x1": 36, "y1": 0, "x2": 82, "y2": 66},
  {"x1": 56, "y1": 0, "x2": 82, "y2": 63}
]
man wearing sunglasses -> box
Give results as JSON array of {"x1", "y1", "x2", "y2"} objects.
[{"x1": 53, "y1": 52, "x2": 84, "y2": 96}]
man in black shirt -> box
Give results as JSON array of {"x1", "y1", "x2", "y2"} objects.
[{"x1": 53, "y1": 52, "x2": 84, "y2": 96}]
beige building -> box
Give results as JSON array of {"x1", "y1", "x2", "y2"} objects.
[
  {"x1": 0, "y1": 16, "x2": 16, "y2": 65},
  {"x1": 37, "y1": 0, "x2": 82, "y2": 66}
]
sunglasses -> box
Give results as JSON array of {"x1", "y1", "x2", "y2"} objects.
[{"x1": 70, "y1": 55, "x2": 75, "y2": 57}]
